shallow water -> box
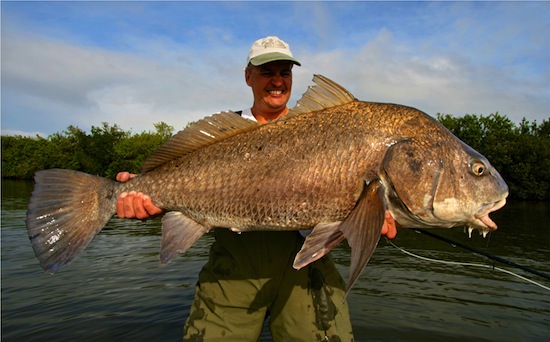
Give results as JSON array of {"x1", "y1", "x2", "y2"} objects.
[{"x1": 2, "y1": 180, "x2": 549, "y2": 341}]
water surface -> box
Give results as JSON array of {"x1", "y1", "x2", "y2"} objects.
[{"x1": 2, "y1": 180, "x2": 549, "y2": 341}]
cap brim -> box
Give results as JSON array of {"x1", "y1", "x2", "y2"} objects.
[{"x1": 249, "y1": 52, "x2": 301, "y2": 66}]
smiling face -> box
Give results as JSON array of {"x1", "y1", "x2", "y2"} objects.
[{"x1": 245, "y1": 60, "x2": 294, "y2": 122}]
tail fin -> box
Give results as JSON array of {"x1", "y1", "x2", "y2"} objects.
[{"x1": 26, "y1": 169, "x2": 118, "y2": 272}]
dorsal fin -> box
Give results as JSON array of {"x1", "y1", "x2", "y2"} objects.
[
  {"x1": 142, "y1": 111, "x2": 261, "y2": 173},
  {"x1": 289, "y1": 74, "x2": 356, "y2": 116}
]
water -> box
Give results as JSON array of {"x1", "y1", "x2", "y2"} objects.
[{"x1": 2, "y1": 179, "x2": 549, "y2": 341}]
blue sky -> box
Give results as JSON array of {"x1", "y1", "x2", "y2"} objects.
[{"x1": 2, "y1": 1, "x2": 549, "y2": 137}]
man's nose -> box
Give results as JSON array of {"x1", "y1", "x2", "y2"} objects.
[{"x1": 271, "y1": 74, "x2": 283, "y2": 86}]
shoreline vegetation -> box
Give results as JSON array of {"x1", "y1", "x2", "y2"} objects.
[{"x1": 2, "y1": 113, "x2": 548, "y2": 200}]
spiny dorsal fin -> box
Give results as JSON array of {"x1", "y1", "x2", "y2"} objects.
[
  {"x1": 290, "y1": 74, "x2": 356, "y2": 116},
  {"x1": 142, "y1": 111, "x2": 261, "y2": 173}
]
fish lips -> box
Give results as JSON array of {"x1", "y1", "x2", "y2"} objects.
[{"x1": 471, "y1": 197, "x2": 507, "y2": 231}]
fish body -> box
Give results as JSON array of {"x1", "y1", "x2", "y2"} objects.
[{"x1": 27, "y1": 75, "x2": 508, "y2": 292}]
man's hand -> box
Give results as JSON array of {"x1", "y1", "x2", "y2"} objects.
[
  {"x1": 115, "y1": 172, "x2": 164, "y2": 219},
  {"x1": 381, "y1": 210, "x2": 397, "y2": 239}
]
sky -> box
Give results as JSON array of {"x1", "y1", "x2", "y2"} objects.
[{"x1": 2, "y1": 1, "x2": 549, "y2": 137}]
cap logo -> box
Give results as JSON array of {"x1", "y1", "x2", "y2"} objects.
[{"x1": 261, "y1": 37, "x2": 286, "y2": 49}]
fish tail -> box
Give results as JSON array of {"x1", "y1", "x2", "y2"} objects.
[{"x1": 26, "y1": 169, "x2": 119, "y2": 273}]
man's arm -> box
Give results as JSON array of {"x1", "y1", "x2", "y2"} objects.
[{"x1": 115, "y1": 172, "x2": 398, "y2": 238}]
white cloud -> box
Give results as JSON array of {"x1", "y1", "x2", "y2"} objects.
[
  {"x1": 2, "y1": 29, "x2": 250, "y2": 136},
  {"x1": 297, "y1": 27, "x2": 549, "y2": 122},
  {"x1": 2, "y1": 1, "x2": 548, "y2": 138}
]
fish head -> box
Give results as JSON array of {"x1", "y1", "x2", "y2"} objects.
[
  {"x1": 431, "y1": 140, "x2": 508, "y2": 233},
  {"x1": 382, "y1": 138, "x2": 509, "y2": 234}
]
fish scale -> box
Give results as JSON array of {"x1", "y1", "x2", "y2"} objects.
[{"x1": 138, "y1": 112, "x2": 362, "y2": 229}]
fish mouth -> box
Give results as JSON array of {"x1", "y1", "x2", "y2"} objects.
[{"x1": 471, "y1": 198, "x2": 507, "y2": 233}]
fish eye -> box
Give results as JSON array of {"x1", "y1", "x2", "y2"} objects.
[{"x1": 471, "y1": 161, "x2": 486, "y2": 176}]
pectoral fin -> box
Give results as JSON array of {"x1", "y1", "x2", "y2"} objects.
[
  {"x1": 340, "y1": 180, "x2": 386, "y2": 295},
  {"x1": 159, "y1": 211, "x2": 210, "y2": 264},
  {"x1": 293, "y1": 180, "x2": 386, "y2": 296}
]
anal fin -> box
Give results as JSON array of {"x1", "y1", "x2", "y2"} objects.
[
  {"x1": 293, "y1": 222, "x2": 344, "y2": 269},
  {"x1": 160, "y1": 211, "x2": 210, "y2": 264}
]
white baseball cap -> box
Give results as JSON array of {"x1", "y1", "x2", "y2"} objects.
[{"x1": 246, "y1": 36, "x2": 301, "y2": 67}]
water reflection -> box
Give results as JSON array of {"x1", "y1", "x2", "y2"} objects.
[{"x1": 2, "y1": 180, "x2": 549, "y2": 341}]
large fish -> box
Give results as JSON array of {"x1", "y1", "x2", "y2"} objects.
[{"x1": 26, "y1": 75, "x2": 508, "y2": 292}]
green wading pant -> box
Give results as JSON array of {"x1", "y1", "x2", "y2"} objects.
[{"x1": 183, "y1": 229, "x2": 354, "y2": 342}]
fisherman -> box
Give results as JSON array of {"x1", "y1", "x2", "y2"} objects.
[{"x1": 116, "y1": 36, "x2": 398, "y2": 341}]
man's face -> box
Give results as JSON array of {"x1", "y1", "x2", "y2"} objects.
[{"x1": 245, "y1": 61, "x2": 293, "y2": 112}]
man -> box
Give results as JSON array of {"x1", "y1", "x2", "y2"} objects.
[{"x1": 117, "y1": 36, "x2": 397, "y2": 341}]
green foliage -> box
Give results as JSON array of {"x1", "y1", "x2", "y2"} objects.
[
  {"x1": 1, "y1": 135, "x2": 46, "y2": 179},
  {"x1": 106, "y1": 131, "x2": 168, "y2": 178},
  {"x1": 437, "y1": 113, "x2": 550, "y2": 200},
  {"x1": 2, "y1": 122, "x2": 173, "y2": 180}
]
